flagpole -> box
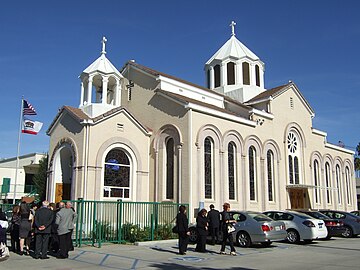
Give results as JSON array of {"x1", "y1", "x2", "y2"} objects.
[{"x1": 13, "y1": 97, "x2": 24, "y2": 203}]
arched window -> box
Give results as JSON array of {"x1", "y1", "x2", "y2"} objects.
[
  {"x1": 255, "y1": 64, "x2": 260, "y2": 87},
  {"x1": 207, "y1": 69, "x2": 211, "y2": 89},
  {"x1": 325, "y1": 162, "x2": 332, "y2": 204},
  {"x1": 228, "y1": 142, "x2": 236, "y2": 200},
  {"x1": 313, "y1": 160, "x2": 320, "y2": 204},
  {"x1": 227, "y1": 62, "x2": 235, "y2": 85},
  {"x1": 249, "y1": 146, "x2": 256, "y2": 201},
  {"x1": 204, "y1": 137, "x2": 214, "y2": 199},
  {"x1": 267, "y1": 150, "x2": 275, "y2": 202},
  {"x1": 335, "y1": 165, "x2": 341, "y2": 205},
  {"x1": 166, "y1": 138, "x2": 174, "y2": 200},
  {"x1": 287, "y1": 132, "x2": 301, "y2": 185},
  {"x1": 345, "y1": 167, "x2": 351, "y2": 205},
  {"x1": 104, "y1": 149, "x2": 131, "y2": 198},
  {"x1": 214, "y1": 65, "x2": 220, "y2": 88},
  {"x1": 242, "y1": 62, "x2": 250, "y2": 85}
]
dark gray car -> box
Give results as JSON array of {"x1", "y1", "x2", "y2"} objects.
[{"x1": 319, "y1": 210, "x2": 360, "y2": 237}]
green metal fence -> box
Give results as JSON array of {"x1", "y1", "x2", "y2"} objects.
[
  {"x1": 1, "y1": 200, "x2": 188, "y2": 248},
  {"x1": 68, "y1": 199, "x2": 187, "y2": 248}
]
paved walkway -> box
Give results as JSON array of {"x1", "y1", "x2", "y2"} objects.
[{"x1": 1, "y1": 237, "x2": 359, "y2": 269}]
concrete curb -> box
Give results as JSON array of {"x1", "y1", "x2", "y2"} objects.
[{"x1": 135, "y1": 239, "x2": 178, "y2": 246}]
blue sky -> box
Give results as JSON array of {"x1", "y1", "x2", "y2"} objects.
[{"x1": 0, "y1": 0, "x2": 359, "y2": 159}]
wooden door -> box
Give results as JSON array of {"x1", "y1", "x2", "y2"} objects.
[
  {"x1": 55, "y1": 183, "x2": 63, "y2": 203},
  {"x1": 289, "y1": 189, "x2": 304, "y2": 209}
]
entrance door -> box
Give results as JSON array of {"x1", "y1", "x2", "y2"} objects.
[
  {"x1": 55, "y1": 183, "x2": 71, "y2": 203},
  {"x1": 289, "y1": 189, "x2": 305, "y2": 209}
]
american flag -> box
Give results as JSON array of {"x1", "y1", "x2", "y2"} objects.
[{"x1": 23, "y1": 99, "x2": 37, "y2": 115}]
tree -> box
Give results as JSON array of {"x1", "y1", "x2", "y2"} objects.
[
  {"x1": 33, "y1": 154, "x2": 49, "y2": 201},
  {"x1": 355, "y1": 142, "x2": 360, "y2": 172}
]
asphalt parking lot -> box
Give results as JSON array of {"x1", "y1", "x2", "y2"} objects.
[{"x1": 1, "y1": 236, "x2": 359, "y2": 270}]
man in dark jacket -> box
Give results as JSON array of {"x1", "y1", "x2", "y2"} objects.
[
  {"x1": 207, "y1": 204, "x2": 220, "y2": 245},
  {"x1": 34, "y1": 201, "x2": 54, "y2": 259}
]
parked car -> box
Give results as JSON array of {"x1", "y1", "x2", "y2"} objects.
[
  {"x1": 318, "y1": 210, "x2": 360, "y2": 238},
  {"x1": 294, "y1": 210, "x2": 346, "y2": 239},
  {"x1": 189, "y1": 210, "x2": 287, "y2": 248},
  {"x1": 350, "y1": 210, "x2": 360, "y2": 217},
  {"x1": 263, "y1": 210, "x2": 328, "y2": 244}
]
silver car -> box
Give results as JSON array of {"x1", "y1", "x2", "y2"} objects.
[
  {"x1": 319, "y1": 210, "x2": 360, "y2": 238},
  {"x1": 189, "y1": 210, "x2": 287, "y2": 248}
]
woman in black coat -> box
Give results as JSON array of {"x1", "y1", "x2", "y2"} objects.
[
  {"x1": 195, "y1": 208, "x2": 208, "y2": 253},
  {"x1": 175, "y1": 205, "x2": 190, "y2": 255}
]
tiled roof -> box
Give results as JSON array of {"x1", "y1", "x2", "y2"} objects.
[
  {"x1": 46, "y1": 105, "x2": 152, "y2": 135},
  {"x1": 246, "y1": 83, "x2": 291, "y2": 103}
]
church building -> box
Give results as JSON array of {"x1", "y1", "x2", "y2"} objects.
[{"x1": 46, "y1": 23, "x2": 357, "y2": 218}]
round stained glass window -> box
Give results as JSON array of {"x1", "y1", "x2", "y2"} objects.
[{"x1": 287, "y1": 132, "x2": 297, "y2": 153}]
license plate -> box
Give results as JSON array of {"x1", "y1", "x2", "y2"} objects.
[
  {"x1": 275, "y1": 226, "x2": 280, "y2": 231},
  {"x1": 319, "y1": 225, "x2": 322, "y2": 228}
]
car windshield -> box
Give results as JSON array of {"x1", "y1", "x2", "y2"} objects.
[
  {"x1": 304, "y1": 211, "x2": 329, "y2": 219},
  {"x1": 292, "y1": 212, "x2": 313, "y2": 219},
  {"x1": 247, "y1": 212, "x2": 273, "y2": 222}
]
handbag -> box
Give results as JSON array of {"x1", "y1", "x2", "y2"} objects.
[
  {"x1": 172, "y1": 225, "x2": 179, "y2": 233},
  {"x1": 0, "y1": 243, "x2": 10, "y2": 261},
  {"x1": 227, "y1": 223, "x2": 236, "y2": 233}
]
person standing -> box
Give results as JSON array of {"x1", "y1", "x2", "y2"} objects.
[
  {"x1": 219, "y1": 203, "x2": 236, "y2": 256},
  {"x1": 65, "y1": 202, "x2": 77, "y2": 251},
  {"x1": 10, "y1": 205, "x2": 20, "y2": 253},
  {"x1": 207, "y1": 204, "x2": 220, "y2": 245},
  {"x1": 19, "y1": 201, "x2": 32, "y2": 256},
  {"x1": 175, "y1": 205, "x2": 190, "y2": 255},
  {"x1": 195, "y1": 208, "x2": 208, "y2": 253},
  {"x1": 33, "y1": 201, "x2": 54, "y2": 259},
  {"x1": 55, "y1": 202, "x2": 76, "y2": 259}
]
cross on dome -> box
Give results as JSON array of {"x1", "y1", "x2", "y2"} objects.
[
  {"x1": 101, "y1": 36, "x2": 107, "y2": 55},
  {"x1": 230, "y1": 21, "x2": 236, "y2": 36}
]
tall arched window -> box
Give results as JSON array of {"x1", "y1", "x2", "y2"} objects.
[
  {"x1": 255, "y1": 64, "x2": 260, "y2": 87},
  {"x1": 267, "y1": 150, "x2": 275, "y2": 202},
  {"x1": 104, "y1": 149, "x2": 131, "y2": 198},
  {"x1": 207, "y1": 69, "x2": 211, "y2": 89},
  {"x1": 287, "y1": 132, "x2": 301, "y2": 185},
  {"x1": 325, "y1": 162, "x2": 332, "y2": 204},
  {"x1": 228, "y1": 142, "x2": 236, "y2": 200},
  {"x1": 345, "y1": 167, "x2": 351, "y2": 205},
  {"x1": 313, "y1": 160, "x2": 320, "y2": 204},
  {"x1": 242, "y1": 62, "x2": 250, "y2": 85},
  {"x1": 214, "y1": 65, "x2": 220, "y2": 88},
  {"x1": 227, "y1": 62, "x2": 235, "y2": 85},
  {"x1": 249, "y1": 146, "x2": 256, "y2": 201},
  {"x1": 166, "y1": 138, "x2": 174, "y2": 200},
  {"x1": 204, "y1": 137, "x2": 214, "y2": 199},
  {"x1": 335, "y1": 165, "x2": 341, "y2": 205}
]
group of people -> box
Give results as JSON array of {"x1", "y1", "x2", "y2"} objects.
[
  {"x1": 4, "y1": 200, "x2": 77, "y2": 259},
  {"x1": 175, "y1": 202, "x2": 237, "y2": 256}
]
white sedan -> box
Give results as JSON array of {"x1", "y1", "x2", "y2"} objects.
[{"x1": 263, "y1": 210, "x2": 328, "y2": 243}]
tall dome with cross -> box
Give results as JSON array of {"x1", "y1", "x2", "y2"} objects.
[{"x1": 205, "y1": 21, "x2": 265, "y2": 103}]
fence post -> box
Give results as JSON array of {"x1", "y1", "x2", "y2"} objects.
[
  {"x1": 92, "y1": 201, "x2": 97, "y2": 246},
  {"x1": 118, "y1": 199, "x2": 123, "y2": 243},
  {"x1": 150, "y1": 213, "x2": 154, "y2": 241},
  {"x1": 78, "y1": 198, "x2": 84, "y2": 248}
]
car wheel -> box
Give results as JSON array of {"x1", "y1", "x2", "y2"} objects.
[
  {"x1": 260, "y1": 242, "x2": 272, "y2": 248},
  {"x1": 188, "y1": 227, "x2": 198, "y2": 243},
  {"x1": 287, "y1": 229, "x2": 300, "y2": 244},
  {"x1": 236, "y1": 231, "x2": 252, "y2": 248},
  {"x1": 342, "y1": 226, "x2": 353, "y2": 238}
]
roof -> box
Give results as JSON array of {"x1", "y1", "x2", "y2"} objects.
[
  {"x1": 206, "y1": 35, "x2": 260, "y2": 65},
  {"x1": 46, "y1": 106, "x2": 152, "y2": 135},
  {"x1": 82, "y1": 53, "x2": 122, "y2": 77},
  {"x1": 246, "y1": 83, "x2": 291, "y2": 103}
]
